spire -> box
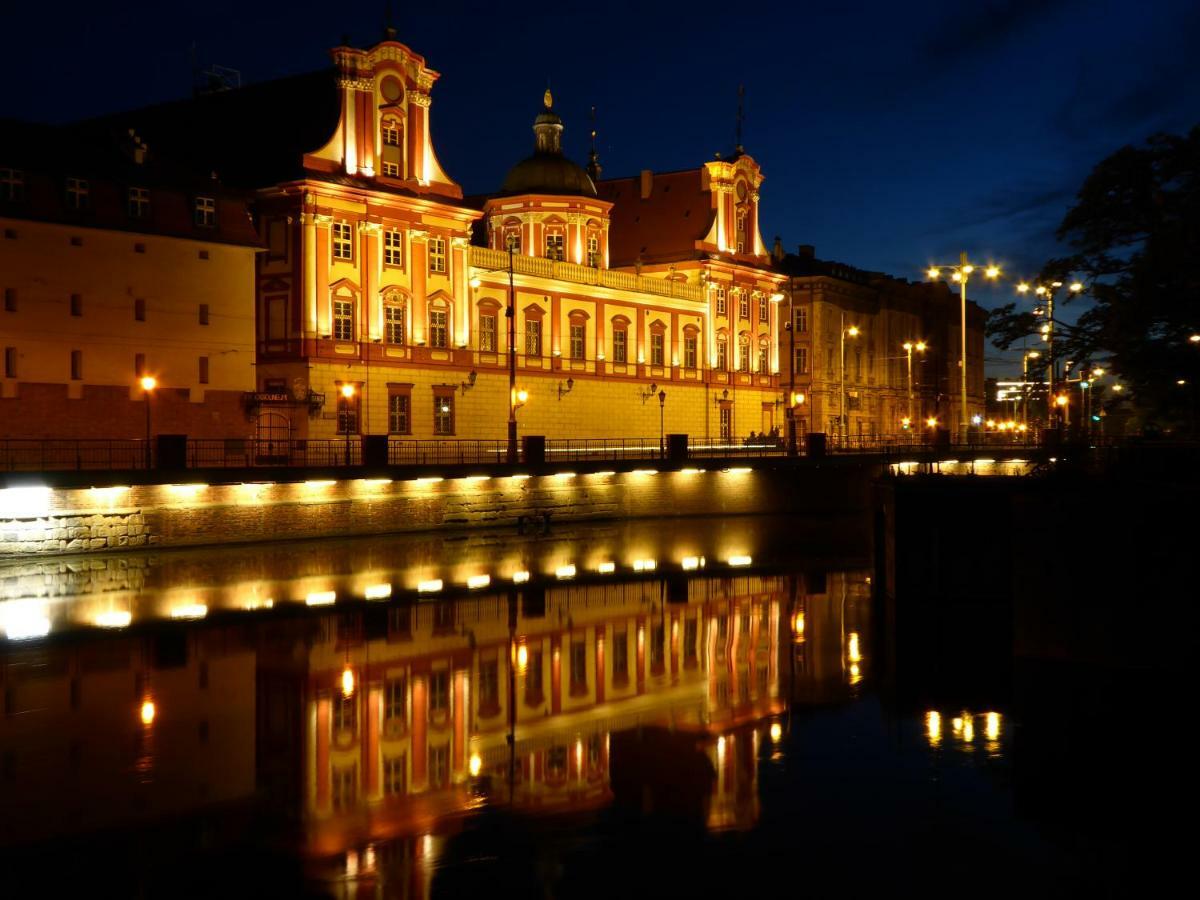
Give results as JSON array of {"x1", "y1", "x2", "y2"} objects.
[
  {"x1": 586, "y1": 105, "x2": 602, "y2": 182},
  {"x1": 533, "y1": 88, "x2": 564, "y2": 155},
  {"x1": 735, "y1": 84, "x2": 745, "y2": 155},
  {"x1": 383, "y1": 0, "x2": 396, "y2": 40}
]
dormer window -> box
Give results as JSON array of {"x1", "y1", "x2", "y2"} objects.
[
  {"x1": 0, "y1": 168, "x2": 24, "y2": 202},
  {"x1": 735, "y1": 208, "x2": 747, "y2": 254},
  {"x1": 66, "y1": 177, "x2": 89, "y2": 210},
  {"x1": 380, "y1": 118, "x2": 403, "y2": 180},
  {"x1": 194, "y1": 196, "x2": 216, "y2": 227},
  {"x1": 128, "y1": 187, "x2": 150, "y2": 219}
]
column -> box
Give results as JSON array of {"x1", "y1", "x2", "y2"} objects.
[
  {"x1": 303, "y1": 204, "x2": 318, "y2": 339},
  {"x1": 365, "y1": 685, "x2": 381, "y2": 800},
  {"x1": 411, "y1": 675, "x2": 428, "y2": 788},
  {"x1": 452, "y1": 237, "x2": 470, "y2": 347},
  {"x1": 452, "y1": 669, "x2": 467, "y2": 777},
  {"x1": 410, "y1": 232, "x2": 429, "y2": 345}
]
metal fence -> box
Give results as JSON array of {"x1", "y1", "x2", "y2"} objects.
[
  {"x1": 0, "y1": 439, "x2": 148, "y2": 472},
  {"x1": 388, "y1": 440, "x2": 508, "y2": 466},
  {"x1": 188, "y1": 439, "x2": 361, "y2": 468}
]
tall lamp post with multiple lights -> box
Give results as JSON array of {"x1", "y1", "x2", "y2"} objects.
[
  {"x1": 1016, "y1": 279, "x2": 1083, "y2": 430},
  {"x1": 139, "y1": 375, "x2": 157, "y2": 468},
  {"x1": 470, "y1": 247, "x2": 524, "y2": 463},
  {"x1": 839, "y1": 313, "x2": 860, "y2": 445},
  {"x1": 926, "y1": 255, "x2": 1000, "y2": 440},
  {"x1": 902, "y1": 341, "x2": 927, "y2": 426}
]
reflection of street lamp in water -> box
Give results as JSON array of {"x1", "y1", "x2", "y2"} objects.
[
  {"x1": 340, "y1": 383, "x2": 356, "y2": 465},
  {"x1": 139, "y1": 375, "x2": 157, "y2": 467}
]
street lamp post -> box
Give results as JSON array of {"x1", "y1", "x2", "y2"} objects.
[
  {"x1": 470, "y1": 247, "x2": 522, "y2": 463},
  {"x1": 139, "y1": 375, "x2": 157, "y2": 468},
  {"x1": 658, "y1": 390, "x2": 667, "y2": 459},
  {"x1": 340, "y1": 382, "x2": 356, "y2": 466},
  {"x1": 903, "y1": 341, "x2": 927, "y2": 427},
  {"x1": 839, "y1": 312, "x2": 860, "y2": 446},
  {"x1": 1022, "y1": 350, "x2": 1041, "y2": 427},
  {"x1": 783, "y1": 279, "x2": 798, "y2": 456},
  {"x1": 1017, "y1": 280, "x2": 1083, "y2": 431},
  {"x1": 927, "y1": 255, "x2": 1001, "y2": 441}
]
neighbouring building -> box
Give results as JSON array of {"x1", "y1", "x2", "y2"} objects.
[
  {"x1": 775, "y1": 246, "x2": 987, "y2": 440},
  {"x1": 0, "y1": 121, "x2": 259, "y2": 439}
]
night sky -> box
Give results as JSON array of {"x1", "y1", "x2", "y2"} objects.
[{"x1": 5, "y1": 0, "x2": 1199, "y2": 374}]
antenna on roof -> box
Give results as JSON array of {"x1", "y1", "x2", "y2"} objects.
[
  {"x1": 735, "y1": 84, "x2": 745, "y2": 154},
  {"x1": 587, "y1": 105, "x2": 602, "y2": 182}
]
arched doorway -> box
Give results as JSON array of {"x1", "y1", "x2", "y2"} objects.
[{"x1": 255, "y1": 411, "x2": 291, "y2": 464}]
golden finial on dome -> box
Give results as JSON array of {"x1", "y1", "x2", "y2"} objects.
[{"x1": 543, "y1": 88, "x2": 553, "y2": 109}]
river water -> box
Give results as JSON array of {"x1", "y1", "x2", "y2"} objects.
[{"x1": 0, "y1": 512, "x2": 1189, "y2": 897}]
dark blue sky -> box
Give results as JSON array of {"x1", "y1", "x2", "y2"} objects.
[{"x1": 5, "y1": 0, "x2": 1198, "y2": 374}]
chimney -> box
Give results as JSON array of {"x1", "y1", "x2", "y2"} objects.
[
  {"x1": 640, "y1": 169, "x2": 653, "y2": 200},
  {"x1": 797, "y1": 244, "x2": 815, "y2": 259},
  {"x1": 771, "y1": 235, "x2": 783, "y2": 263}
]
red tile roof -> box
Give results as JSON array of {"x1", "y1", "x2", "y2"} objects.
[{"x1": 596, "y1": 169, "x2": 713, "y2": 267}]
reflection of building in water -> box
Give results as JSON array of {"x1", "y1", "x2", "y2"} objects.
[
  {"x1": 300, "y1": 574, "x2": 791, "y2": 863},
  {"x1": 788, "y1": 570, "x2": 872, "y2": 705},
  {"x1": 0, "y1": 633, "x2": 256, "y2": 844}
]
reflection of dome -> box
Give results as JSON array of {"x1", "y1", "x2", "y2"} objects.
[{"x1": 500, "y1": 89, "x2": 597, "y2": 198}]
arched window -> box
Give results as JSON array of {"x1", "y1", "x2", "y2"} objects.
[
  {"x1": 682, "y1": 325, "x2": 699, "y2": 370},
  {"x1": 738, "y1": 334, "x2": 751, "y2": 373},
  {"x1": 568, "y1": 310, "x2": 589, "y2": 361},
  {"x1": 428, "y1": 296, "x2": 451, "y2": 349},
  {"x1": 382, "y1": 290, "x2": 407, "y2": 346},
  {"x1": 757, "y1": 337, "x2": 769, "y2": 374},
  {"x1": 716, "y1": 330, "x2": 729, "y2": 372},
  {"x1": 501, "y1": 217, "x2": 521, "y2": 253},
  {"x1": 611, "y1": 315, "x2": 630, "y2": 364},
  {"x1": 330, "y1": 283, "x2": 357, "y2": 342}
]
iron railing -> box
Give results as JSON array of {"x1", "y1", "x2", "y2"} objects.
[
  {"x1": 188, "y1": 439, "x2": 361, "y2": 468},
  {"x1": 0, "y1": 439, "x2": 147, "y2": 472}
]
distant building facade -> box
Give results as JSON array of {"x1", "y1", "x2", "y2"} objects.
[
  {"x1": 0, "y1": 123, "x2": 258, "y2": 439},
  {"x1": 776, "y1": 246, "x2": 987, "y2": 440}
]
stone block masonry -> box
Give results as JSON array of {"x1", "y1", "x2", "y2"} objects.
[{"x1": 0, "y1": 463, "x2": 872, "y2": 557}]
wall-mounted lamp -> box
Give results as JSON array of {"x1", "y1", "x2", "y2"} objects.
[
  {"x1": 640, "y1": 382, "x2": 658, "y2": 404},
  {"x1": 461, "y1": 370, "x2": 477, "y2": 392},
  {"x1": 713, "y1": 388, "x2": 729, "y2": 406},
  {"x1": 557, "y1": 377, "x2": 574, "y2": 400}
]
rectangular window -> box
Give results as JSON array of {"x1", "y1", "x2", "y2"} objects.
[
  {"x1": 612, "y1": 631, "x2": 628, "y2": 684},
  {"x1": 332, "y1": 221, "x2": 353, "y2": 260},
  {"x1": 385, "y1": 304, "x2": 406, "y2": 345},
  {"x1": 134, "y1": 353, "x2": 145, "y2": 377},
  {"x1": 715, "y1": 286, "x2": 727, "y2": 316},
  {"x1": 388, "y1": 392, "x2": 410, "y2": 434},
  {"x1": 570, "y1": 640, "x2": 587, "y2": 694},
  {"x1": 134, "y1": 298, "x2": 146, "y2": 322},
  {"x1": 333, "y1": 299, "x2": 354, "y2": 341},
  {"x1": 795, "y1": 346, "x2": 809, "y2": 375},
  {"x1": 739, "y1": 342, "x2": 750, "y2": 373},
  {"x1": 194, "y1": 196, "x2": 216, "y2": 227},
  {"x1": 382, "y1": 160, "x2": 400, "y2": 177},
  {"x1": 384, "y1": 229, "x2": 403, "y2": 266},
  {"x1": 684, "y1": 619, "x2": 698, "y2": 664},
  {"x1": 70, "y1": 350, "x2": 82, "y2": 381},
  {"x1": 650, "y1": 332, "x2": 664, "y2": 366},
  {"x1": 5, "y1": 347, "x2": 17, "y2": 379},
  {"x1": 428, "y1": 237, "x2": 447, "y2": 274},
  {"x1": 199, "y1": 303, "x2": 209, "y2": 326},
  {"x1": 429, "y1": 670, "x2": 449, "y2": 713},
  {"x1": 651, "y1": 623, "x2": 664, "y2": 672},
  {"x1": 478, "y1": 659, "x2": 499, "y2": 714},
  {"x1": 332, "y1": 766, "x2": 356, "y2": 810},
  {"x1": 70, "y1": 294, "x2": 82, "y2": 317},
  {"x1": 479, "y1": 312, "x2": 497, "y2": 351},
  {"x1": 525, "y1": 647, "x2": 544, "y2": 704},
  {"x1": 570, "y1": 323, "x2": 585, "y2": 360},
  {"x1": 720, "y1": 406, "x2": 732, "y2": 441},
  {"x1": 384, "y1": 756, "x2": 406, "y2": 796},
  {"x1": 795, "y1": 307, "x2": 807, "y2": 333},
  {"x1": 337, "y1": 386, "x2": 359, "y2": 434},
  {"x1": 429, "y1": 308, "x2": 448, "y2": 348},
  {"x1": 684, "y1": 335, "x2": 697, "y2": 369},
  {"x1": 587, "y1": 234, "x2": 600, "y2": 267},
  {"x1": 612, "y1": 329, "x2": 627, "y2": 363},
  {"x1": 430, "y1": 745, "x2": 449, "y2": 788},
  {"x1": 0, "y1": 168, "x2": 24, "y2": 202},
  {"x1": 383, "y1": 125, "x2": 400, "y2": 146},
  {"x1": 760, "y1": 297, "x2": 769, "y2": 322},
  {"x1": 198, "y1": 356, "x2": 209, "y2": 384},
  {"x1": 4, "y1": 288, "x2": 15, "y2": 312},
  {"x1": 385, "y1": 678, "x2": 406, "y2": 722},
  {"x1": 334, "y1": 694, "x2": 356, "y2": 735},
  {"x1": 758, "y1": 346, "x2": 768, "y2": 374},
  {"x1": 717, "y1": 340, "x2": 728, "y2": 371},
  {"x1": 545, "y1": 233, "x2": 564, "y2": 261},
  {"x1": 526, "y1": 319, "x2": 542, "y2": 357},
  {"x1": 434, "y1": 393, "x2": 454, "y2": 435},
  {"x1": 505, "y1": 231, "x2": 521, "y2": 253},
  {"x1": 66, "y1": 177, "x2": 89, "y2": 210},
  {"x1": 739, "y1": 292, "x2": 750, "y2": 319},
  {"x1": 267, "y1": 297, "x2": 286, "y2": 340},
  {"x1": 127, "y1": 187, "x2": 150, "y2": 218}
]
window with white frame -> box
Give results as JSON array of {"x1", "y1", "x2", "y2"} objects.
[
  {"x1": 758, "y1": 343, "x2": 769, "y2": 374},
  {"x1": 794, "y1": 306, "x2": 807, "y2": 333},
  {"x1": 739, "y1": 336, "x2": 750, "y2": 372},
  {"x1": 384, "y1": 301, "x2": 406, "y2": 345},
  {"x1": 505, "y1": 230, "x2": 521, "y2": 253},
  {"x1": 382, "y1": 161, "x2": 400, "y2": 177},
  {"x1": 333, "y1": 298, "x2": 354, "y2": 341},
  {"x1": 194, "y1": 196, "x2": 215, "y2": 227},
  {"x1": 570, "y1": 323, "x2": 585, "y2": 360},
  {"x1": 759, "y1": 295, "x2": 769, "y2": 322},
  {"x1": 525, "y1": 319, "x2": 542, "y2": 357},
  {"x1": 429, "y1": 307, "x2": 448, "y2": 348},
  {"x1": 0, "y1": 168, "x2": 23, "y2": 202},
  {"x1": 545, "y1": 232, "x2": 565, "y2": 261},
  {"x1": 650, "y1": 332, "x2": 664, "y2": 366},
  {"x1": 383, "y1": 124, "x2": 401, "y2": 146},
  {"x1": 332, "y1": 221, "x2": 353, "y2": 260},
  {"x1": 612, "y1": 327, "x2": 627, "y2": 363},
  {"x1": 684, "y1": 334, "x2": 697, "y2": 369},
  {"x1": 479, "y1": 312, "x2": 497, "y2": 352},
  {"x1": 127, "y1": 187, "x2": 149, "y2": 219},
  {"x1": 715, "y1": 286, "x2": 727, "y2": 315},
  {"x1": 795, "y1": 346, "x2": 809, "y2": 375},
  {"x1": 389, "y1": 393, "x2": 410, "y2": 434},
  {"x1": 736, "y1": 209, "x2": 747, "y2": 253},
  {"x1": 738, "y1": 291, "x2": 750, "y2": 320},
  {"x1": 428, "y1": 237, "x2": 447, "y2": 273},
  {"x1": 586, "y1": 233, "x2": 600, "y2": 267},
  {"x1": 66, "y1": 177, "x2": 89, "y2": 210},
  {"x1": 434, "y1": 393, "x2": 454, "y2": 435},
  {"x1": 717, "y1": 338, "x2": 728, "y2": 371},
  {"x1": 384, "y1": 229, "x2": 403, "y2": 265}
]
